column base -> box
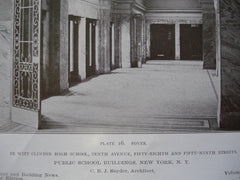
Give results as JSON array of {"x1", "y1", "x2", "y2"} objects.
[{"x1": 203, "y1": 59, "x2": 216, "y2": 69}]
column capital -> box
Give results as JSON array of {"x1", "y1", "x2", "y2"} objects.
[
  {"x1": 133, "y1": 13, "x2": 143, "y2": 18},
  {"x1": 99, "y1": 0, "x2": 112, "y2": 9}
]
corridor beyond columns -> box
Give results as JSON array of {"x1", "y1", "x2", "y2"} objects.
[{"x1": 38, "y1": 61, "x2": 218, "y2": 133}]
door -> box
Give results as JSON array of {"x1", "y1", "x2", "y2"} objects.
[
  {"x1": 150, "y1": 24, "x2": 175, "y2": 60},
  {"x1": 180, "y1": 24, "x2": 203, "y2": 60},
  {"x1": 12, "y1": 0, "x2": 41, "y2": 128},
  {"x1": 86, "y1": 19, "x2": 96, "y2": 78}
]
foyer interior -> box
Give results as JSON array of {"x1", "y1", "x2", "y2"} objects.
[{"x1": 0, "y1": 0, "x2": 240, "y2": 133}]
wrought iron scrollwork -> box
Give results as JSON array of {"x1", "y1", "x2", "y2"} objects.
[
  {"x1": 33, "y1": 0, "x2": 40, "y2": 57},
  {"x1": 13, "y1": 0, "x2": 40, "y2": 111}
]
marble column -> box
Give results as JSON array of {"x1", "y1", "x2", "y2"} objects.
[
  {"x1": 131, "y1": 15, "x2": 137, "y2": 67},
  {"x1": 213, "y1": 0, "x2": 221, "y2": 125},
  {"x1": 47, "y1": 0, "x2": 69, "y2": 95},
  {"x1": 142, "y1": 15, "x2": 146, "y2": 64},
  {"x1": 41, "y1": 0, "x2": 50, "y2": 99},
  {"x1": 219, "y1": 0, "x2": 240, "y2": 130},
  {"x1": 48, "y1": 0, "x2": 61, "y2": 95},
  {"x1": 113, "y1": 1, "x2": 133, "y2": 68},
  {"x1": 59, "y1": 0, "x2": 69, "y2": 93},
  {"x1": 136, "y1": 14, "x2": 144, "y2": 67},
  {"x1": 175, "y1": 23, "x2": 180, "y2": 60},
  {"x1": 79, "y1": 18, "x2": 87, "y2": 80},
  {"x1": 131, "y1": 14, "x2": 143, "y2": 67},
  {"x1": 200, "y1": 0, "x2": 216, "y2": 69},
  {"x1": 214, "y1": 0, "x2": 221, "y2": 77},
  {"x1": 112, "y1": 14, "x2": 121, "y2": 68},
  {"x1": 120, "y1": 14, "x2": 131, "y2": 68},
  {"x1": 98, "y1": 0, "x2": 111, "y2": 74}
]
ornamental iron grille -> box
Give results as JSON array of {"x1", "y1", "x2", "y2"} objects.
[{"x1": 13, "y1": 0, "x2": 41, "y2": 111}]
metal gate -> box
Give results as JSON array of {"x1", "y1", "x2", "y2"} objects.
[{"x1": 12, "y1": 0, "x2": 41, "y2": 127}]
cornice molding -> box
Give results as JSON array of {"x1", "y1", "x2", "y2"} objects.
[
  {"x1": 113, "y1": 0, "x2": 145, "y2": 10},
  {"x1": 145, "y1": 9, "x2": 202, "y2": 13},
  {"x1": 199, "y1": 0, "x2": 214, "y2": 5},
  {"x1": 112, "y1": 0, "x2": 206, "y2": 14},
  {"x1": 70, "y1": 0, "x2": 99, "y2": 9},
  {"x1": 112, "y1": 9, "x2": 132, "y2": 14},
  {"x1": 113, "y1": 0, "x2": 134, "y2": 4},
  {"x1": 133, "y1": 1, "x2": 146, "y2": 12}
]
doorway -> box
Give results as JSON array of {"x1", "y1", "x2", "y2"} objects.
[
  {"x1": 86, "y1": 18, "x2": 96, "y2": 78},
  {"x1": 68, "y1": 15, "x2": 81, "y2": 85},
  {"x1": 150, "y1": 24, "x2": 175, "y2": 60},
  {"x1": 180, "y1": 24, "x2": 203, "y2": 60}
]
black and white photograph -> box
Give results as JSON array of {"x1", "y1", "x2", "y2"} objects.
[
  {"x1": 0, "y1": 0, "x2": 240, "y2": 179},
  {"x1": 0, "y1": 0, "x2": 239, "y2": 133}
]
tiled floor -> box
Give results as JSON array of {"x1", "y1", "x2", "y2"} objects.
[{"x1": 0, "y1": 61, "x2": 219, "y2": 133}]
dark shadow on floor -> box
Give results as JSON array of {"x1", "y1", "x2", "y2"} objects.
[{"x1": 40, "y1": 115, "x2": 68, "y2": 129}]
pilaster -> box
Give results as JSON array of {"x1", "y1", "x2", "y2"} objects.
[
  {"x1": 175, "y1": 23, "x2": 180, "y2": 60},
  {"x1": 200, "y1": 0, "x2": 216, "y2": 69},
  {"x1": 98, "y1": 0, "x2": 111, "y2": 73},
  {"x1": 131, "y1": 14, "x2": 144, "y2": 67},
  {"x1": 219, "y1": 0, "x2": 240, "y2": 130},
  {"x1": 59, "y1": 0, "x2": 69, "y2": 93},
  {"x1": 48, "y1": 0, "x2": 60, "y2": 95}
]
